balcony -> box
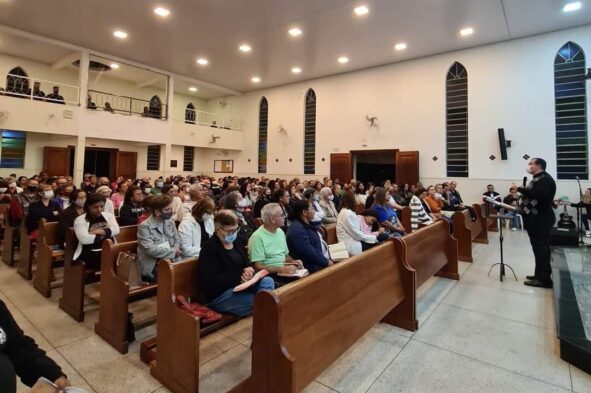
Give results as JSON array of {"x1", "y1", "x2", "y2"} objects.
[{"x1": 172, "y1": 108, "x2": 245, "y2": 150}]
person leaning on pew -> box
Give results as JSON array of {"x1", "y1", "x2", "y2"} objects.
[
  {"x1": 0, "y1": 300, "x2": 69, "y2": 393},
  {"x1": 73, "y1": 193, "x2": 120, "y2": 271},
  {"x1": 248, "y1": 203, "x2": 304, "y2": 278},
  {"x1": 198, "y1": 210, "x2": 275, "y2": 317},
  {"x1": 137, "y1": 194, "x2": 182, "y2": 282}
]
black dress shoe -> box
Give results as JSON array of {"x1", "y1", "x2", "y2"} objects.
[
  {"x1": 526, "y1": 275, "x2": 536, "y2": 280},
  {"x1": 524, "y1": 279, "x2": 553, "y2": 288}
]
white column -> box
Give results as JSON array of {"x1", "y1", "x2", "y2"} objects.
[
  {"x1": 166, "y1": 74, "x2": 174, "y2": 121},
  {"x1": 163, "y1": 74, "x2": 175, "y2": 176},
  {"x1": 73, "y1": 134, "x2": 85, "y2": 186},
  {"x1": 162, "y1": 143, "x2": 173, "y2": 177},
  {"x1": 78, "y1": 50, "x2": 90, "y2": 106}
]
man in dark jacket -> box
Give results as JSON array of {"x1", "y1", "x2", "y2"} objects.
[
  {"x1": 0, "y1": 300, "x2": 68, "y2": 392},
  {"x1": 517, "y1": 158, "x2": 556, "y2": 288}
]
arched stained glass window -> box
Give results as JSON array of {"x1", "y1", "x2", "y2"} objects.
[
  {"x1": 304, "y1": 89, "x2": 316, "y2": 175},
  {"x1": 258, "y1": 97, "x2": 268, "y2": 173},
  {"x1": 446, "y1": 62, "x2": 468, "y2": 177}
]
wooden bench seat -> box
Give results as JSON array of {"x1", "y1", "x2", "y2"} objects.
[
  {"x1": 16, "y1": 220, "x2": 34, "y2": 280},
  {"x1": 325, "y1": 223, "x2": 337, "y2": 245},
  {"x1": 1, "y1": 223, "x2": 17, "y2": 267},
  {"x1": 95, "y1": 239, "x2": 157, "y2": 354},
  {"x1": 452, "y1": 204, "x2": 488, "y2": 262},
  {"x1": 145, "y1": 259, "x2": 241, "y2": 393},
  {"x1": 392, "y1": 220, "x2": 459, "y2": 329},
  {"x1": 229, "y1": 240, "x2": 415, "y2": 393},
  {"x1": 33, "y1": 219, "x2": 65, "y2": 298},
  {"x1": 59, "y1": 225, "x2": 138, "y2": 322}
]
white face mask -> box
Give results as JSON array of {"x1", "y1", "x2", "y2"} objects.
[
  {"x1": 144, "y1": 187, "x2": 152, "y2": 193},
  {"x1": 328, "y1": 194, "x2": 334, "y2": 201},
  {"x1": 238, "y1": 199, "x2": 248, "y2": 207},
  {"x1": 156, "y1": 182, "x2": 164, "y2": 188},
  {"x1": 44, "y1": 190, "x2": 54, "y2": 199},
  {"x1": 184, "y1": 194, "x2": 190, "y2": 201},
  {"x1": 0, "y1": 188, "x2": 6, "y2": 193}
]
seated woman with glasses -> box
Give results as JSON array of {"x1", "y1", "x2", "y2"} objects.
[{"x1": 199, "y1": 209, "x2": 275, "y2": 317}]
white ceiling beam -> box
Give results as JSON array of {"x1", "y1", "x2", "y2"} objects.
[
  {"x1": 50, "y1": 51, "x2": 80, "y2": 70},
  {"x1": 136, "y1": 76, "x2": 164, "y2": 88}
]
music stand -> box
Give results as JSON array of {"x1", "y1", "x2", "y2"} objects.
[{"x1": 483, "y1": 197, "x2": 518, "y2": 282}]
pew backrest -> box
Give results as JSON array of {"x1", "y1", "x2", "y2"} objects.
[
  {"x1": 250, "y1": 241, "x2": 413, "y2": 392},
  {"x1": 400, "y1": 207, "x2": 412, "y2": 233},
  {"x1": 38, "y1": 219, "x2": 60, "y2": 246},
  {"x1": 325, "y1": 224, "x2": 337, "y2": 245},
  {"x1": 101, "y1": 239, "x2": 139, "y2": 281}
]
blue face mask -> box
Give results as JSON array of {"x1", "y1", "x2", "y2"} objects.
[
  {"x1": 224, "y1": 232, "x2": 237, "y2": 243},
  {"x1": 160, "y1": 211, "x2": 172, "y2": 220}
]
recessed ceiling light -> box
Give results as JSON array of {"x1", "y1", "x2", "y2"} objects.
[
  {"x1": 563, "y1": 2, "x2": 582, "y2": 12},
  {"x1": 291, "y1": 67, "x2": 302, "y2": 74},
  {"x1": 354, "y1": 5, "x2": 369, "y2": 16},
  {"x1": 289, "y1": 27, "x2": 303, "y2": 37},
  {"x1": 154, "y1": 7, "x2": 170, "y2": 17},
  {"x1": 188, "y1": 86, "x2": 198, "y2": 92},
  {"x1": 459, "y1": 27, "x2": 474, "y2": 36},
  {"x1": 338, "y1": 56, "x2": 349, "y2": 64},
  {"x1": 251, "y1": 77, "x2": 261, "y2": 83},
  {"x1": 196, "y1": 58, "x2": 209, "y2": 65},
  {"x1": 110, "y1": 63, "x2": 120, "y2": 69},
  {"x1": 239, "y1": 44, "x2": 252, "y2": 53},
  {"x1": 113, "y1": 30, "x2": 128, "y2": 39},
  {"x1": 394, "y1": 43, "x2": 407, "y2": 51}
]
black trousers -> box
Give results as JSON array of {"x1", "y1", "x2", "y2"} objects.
[{"x1": 524, "y1": 212, "x2": 555, "y2": 282}]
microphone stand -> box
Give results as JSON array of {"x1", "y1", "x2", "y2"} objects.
[
  {"x1": 484, "y1": 197, "x2": 518, "y2": 282},
  {"x1": 576, "y1": 177, "x2": 587, "y2": 247}
]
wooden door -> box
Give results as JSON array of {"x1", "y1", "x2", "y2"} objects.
[
  {"x1": 116, "y1": 151, "x2": 137, "y2": 179},
  {"x1": 43, "y1": 147, "x2": 70, "y2": 177},
  {"x1": 396, "y1": 151, "x2": 419, "y2": 186},
  {"x1": 330, "y1": 153, "x2": 352, "y2": 183}
]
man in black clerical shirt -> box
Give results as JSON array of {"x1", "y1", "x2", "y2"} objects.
[
  {"x1": 45, "y1": 85, "x2": 65, "y2": 104},
  {"x1": 517, "y1": 158, "x2": 556, "y2": 288}
]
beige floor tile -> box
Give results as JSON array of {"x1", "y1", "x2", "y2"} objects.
[
  {"x1": 571, "y1": 365, "x2": 591, "y2": 393},
  {"x1": 315, "y1": 323, "x2": 410, "y2": 393},
  {"x1": 218, "y1": 316, "x2": 252, "y2": 344},
  {"x1": 303, "y1": 381, "x2": 338, "y2": 393},
  {"x1": 416, "y1": 276, "x2": 456, "y2": 303},
  {"x1": 199, "y1": 331, "x2": 241, "y2": 365},
  {"x1": 415, "y1": 303, "x2": 571, "y2": 389},
  {"x1": 367, "y1": 340, "x2": 571, "y2": 393},
  {"x1": 198, "y1": 343, "x2": 251, "y2": 393}
]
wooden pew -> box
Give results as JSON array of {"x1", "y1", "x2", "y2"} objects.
[
  {"x1": 325, "y1": 223, "x2": 337, "y2": 245},
  {"x1": 355, "y1": 203, "x2": 365, "y2": 214},
  {"x1": 452, "y1": 204, "x2": 488, "y2": 262},
  {"x1": 0, "y1": 204, "x2": 8, "y2": 241},
  {"x1": 392, "y1": 220, "x2": 459, "y2": 328},
  {"x1": 482, "y1": 203, "x2": 499, "y2": 232},
  {"x1": 229, "y1": 241, "x2": 415, "y2": 393},
  {"x1": 400, "y1": 206, "x2": 412, "y2": 233},
  {"x1": 1, "y1": 223, "x2": 17, "y2": 267},
  {"x1": 95, "y1": 239, "x2": 157, "y2": 354},
  {"x1": 16, "y1": 219, "x2": 33, "y2": 280},
  {"x1": 33, "y1": 219, "x2": 65, "y2": 297},
  {"x1": 147, "y1": 259, "x2": 241, "y2": 393},
  {"x1": 59, "y1": 225, "x2": 138, "y2": 322}
]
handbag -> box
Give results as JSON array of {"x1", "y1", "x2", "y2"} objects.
[
  {"x1": 116, "y1": 251, "x2": 144, "y2": 290},
  {"x1": 175, "y1": 295, "x2": 222, "y2": 324}
]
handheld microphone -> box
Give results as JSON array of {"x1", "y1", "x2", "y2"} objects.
[{"x1": 522, "y1": 176, "x2": 527, "y2": 188}]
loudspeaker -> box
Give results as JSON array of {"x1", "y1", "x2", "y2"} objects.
[
  {"x1": 550, "y1": 227, "x2": 579, "y2": 246},
  {"x1": 498, "y1": 128, "x2": 508, "y2": 160}
]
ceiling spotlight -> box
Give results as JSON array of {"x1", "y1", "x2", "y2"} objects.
[
  {"x1": 239, "y1": 44, "x2": 252, "y2": 53},
  {"x1": 188, "y1": 86, "x2": 198, "y2": 92},
  {"x1": 354, "y1": 5, "x2": 369, "y2": 16},
  {"x1": 251, "y1": 77, "x2": 261, "y2": 83},
  {"x1": 154, "y1": 7, "x2": 170, "y2": 17},
  {"x1": 338, "y1": 56, "x2": 349, "y2": 64},
  {"x1": 460, "y1": 27, "x2": 474, "y2": 36},
  {"x1": 196, "y1": 58, "x2": 209, "y2": 65},
  {"x1": 113, "y1": 30, "x2": 128, "y2": 39},
  {"x1": 291, "y1": 67, "x2": 302, "y2": 74},
  {"x1": 110, "y1": 63, "x2": 120, "y2": 69},
  {"x1": 289, "y1": 27, "x2": 303, "y2": 37},
  {"x1": 563, "y1": 2, "x2": 582, "y2": 12},
  {"x1": 394, "y1": 43, "x2": 407, "y2": 51}
]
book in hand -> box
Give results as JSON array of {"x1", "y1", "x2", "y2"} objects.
[
  {"x1": 233, "y1": 269, "x2": 269, "y2": 292},
  {"x1": 277, "y1": 268, "x2": 309, "y2": 278},
  {"x1": 328, "y1": 242, "x2": 349, "y2": 262},
  {"x1": 29, "y1": 377, "x2": 88, "y2": 393}
]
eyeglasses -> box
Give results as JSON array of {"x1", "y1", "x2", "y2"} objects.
[{"x1": 217, "y1": 226, "x2": 240, "y2": 235}]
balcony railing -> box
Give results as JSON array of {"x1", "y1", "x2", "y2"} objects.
[
  {"x1": 1, "y1": 73, "x2": 80, "y2": 105},
  {"x1": 181, "y1": 108, "x2": 244, "y2": 131},
  {"x1": 88, "y1": 89, "x2": 168, "y2": 119}
]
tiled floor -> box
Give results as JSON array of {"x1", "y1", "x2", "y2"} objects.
[{"x1": 2, "y1": 230, "x2": 590, "y2": 393}]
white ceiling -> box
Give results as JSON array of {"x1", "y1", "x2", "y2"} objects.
[{"x1": 0, "y1": 0, "x2": 590, "y2": 98}]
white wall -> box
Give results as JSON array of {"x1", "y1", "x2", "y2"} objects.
[{"x1": 204, "y1": 25, "x2": 591, "y2": 205}]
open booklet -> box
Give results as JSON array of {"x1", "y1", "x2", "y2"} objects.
[
  {"x1": 277, "y1": 268, "x2": 309, "y2": 278},
  {"x1": 29, "y1": 377, "x2": 88, "y2": 393},
  {"x1": 233, "y1": 269, "x2": 269, "y2": 292},
  {"x1": 328, "y1": 242, "x2": 350, "y2": 262}
]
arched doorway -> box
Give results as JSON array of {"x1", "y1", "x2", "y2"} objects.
[
  {"x1": 149, "y1": 95, "x2": 162, "y2": 118},
  {"x1": 6, "y1": 66, "x2": 29, "y2": 96},
  {"x1": 185, "y1": 103, "x2": 196, "y2": 124}
]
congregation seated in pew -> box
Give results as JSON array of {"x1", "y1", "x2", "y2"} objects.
[
  {"x1": 26, "y1": 184, "x2": 61, "y2": 240},
  {"x1": 58, "y1": 189, "x2": 87, "y2": 246},
  {"x1": 409, "y1": 187, "x2": 434, "y2": 230},
  {"x1": 372, "y1": 187, "x2": 406, "y2": 237},
  {"x1": 178, "y1": 196, "x2": 215, "y2": 258},
  {"x1": 199, "y1": 209, "x2": 275, "y2": 317},
  {"x1": 137, "y1": 194, "x2": 182, "y2": 282},
  {"x1": 73, "y1": 193, "x2": 120, "y2": 270},
  {"x1": 118, "y1": 185, "x2": 145, "y2": 226},
  {"x1": 287, "y1": 199, "x2": 332, "y2": 273},
  {"x1": 337, "y1": 191, "x2": 379, "y2": 256}
]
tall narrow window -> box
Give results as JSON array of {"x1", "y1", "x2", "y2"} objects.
[
  {"x1": 147, "y1": 145, "x2": 160, "y2": 171},
  {"x1": 183, "y1": 146, "x2": 194, "y2": 172},
  {"x1": 6, "y1": 66, "x2": 29, "y2": 96},
  {"x1": 0, "y1": 130, "x2": 26, "y2": 168},
  {"x1": 446, "y1": 62, "x2": 469, "y2": 178},
  {"x1": 258, "y1": 97, "x2": 268, "y2": 173},
  {"x1": 555, "y1": 41, "x2": 588, "y2": 180},
  {"x1": 304, "y1": 89, "x2": 316, "y2": 175},
  {"x1": 185, "y1": 103, "x2": 196, "y2": 124}
]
